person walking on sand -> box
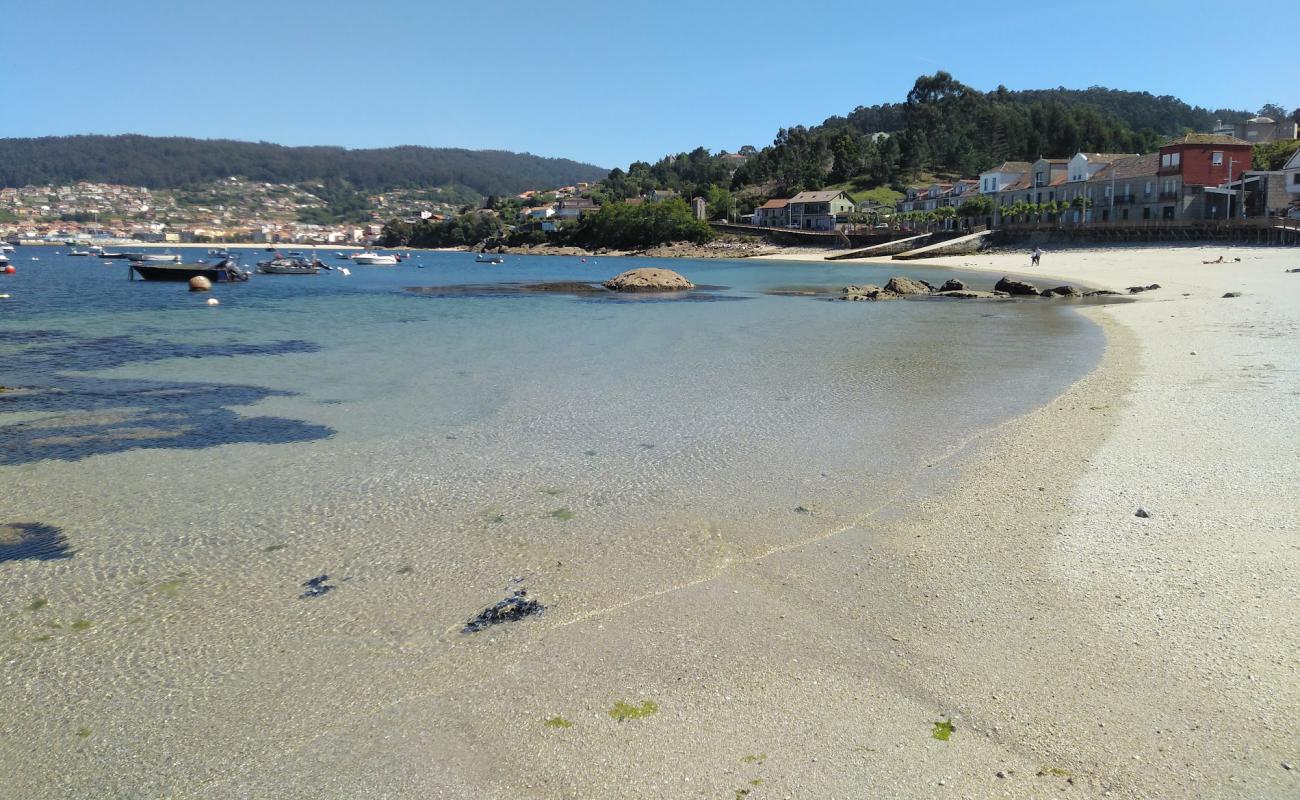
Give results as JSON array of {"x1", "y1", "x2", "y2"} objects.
[{"x1": 1031, "y1": 246, "x2": 1041, "y2": 267}]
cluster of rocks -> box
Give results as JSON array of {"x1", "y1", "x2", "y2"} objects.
[{"x1": 834, "y1": 275, "x2": 1123, "y2": 302}]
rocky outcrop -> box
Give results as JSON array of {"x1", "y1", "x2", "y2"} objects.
[
  {"x1": 939, "y1": 279, "x2": 967, "y2": 292},
  {"x1": 935, "y1": 290, "x2": 1009, "y2": 299},
  {"x1": 994, "y1": 277, "x2": 1041, "y2": 296},
  {"x1": 1083, "y1": 289, "x2": 1120, "y2": 297},
  {"x1": 836, "y1": 284, "x2": 899, "y2": 301},
  {"x1": 1041, "y1": 285, "x2": 1081, "y2": 297},
  {"x1": 883, "y1": 276, "x2": 933, "y2": 295},
  {"x1": 1126, "y1": 283, "x2": 1161, "y2": 294},
  {"x1": 1222, "y1": 291, "x2": 1243, "y2": 298},
  {"x1": 602, "y1": 268, "x2": 695, "y2": 292}
]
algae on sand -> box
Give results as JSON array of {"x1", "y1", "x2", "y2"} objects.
[
  {"x1": 544, "y1": 716, "x2": 574, "y2": 729},
  {"x1": 548, "y1": 508, "x2": 576, "y2": 521},
  {"x1": 932, "y1": 720, "x2": 955, "y2": 741},
  {"x1": 609, "y1": 700, "x2": 659, "y2": 722}
]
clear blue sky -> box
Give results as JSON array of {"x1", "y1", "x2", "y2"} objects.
[{"x1": 3, "y1": 0, "x2": 1292, "y2": 169}]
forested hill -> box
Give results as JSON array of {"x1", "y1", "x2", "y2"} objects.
[{"x1": 0, "y1": 135, "x2": 609, "y2": 195}]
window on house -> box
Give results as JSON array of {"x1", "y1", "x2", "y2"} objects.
[
  {"x1": 1171, "y1": 153, "x2": 1181, "y2": 167},
  {"x1": 1212, "y1": 152, "x2": 1223, "y2": 165},
  {"x1": 1145, "y1": 181, "x2": 1152, "y2": 196},
  {"x1": 1161, "y1": 154, "x2": 1170, "y2": 167}
]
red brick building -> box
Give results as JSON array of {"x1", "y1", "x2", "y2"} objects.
[{"x1": 1156, "y1": 133, "x2": 1253, "y2": 220}]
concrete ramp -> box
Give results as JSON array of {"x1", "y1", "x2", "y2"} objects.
[
  {"x1": 824, "y1": 233, "x2": 931, "y2": 260},
  {"x1": 892, "y1": 229, "x2": 992, "y2": 260}
]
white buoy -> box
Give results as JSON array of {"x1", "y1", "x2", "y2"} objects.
[
  {"x1": 206, "y1": 297, "x2": 220, "y2": 306},
  {"x1": 340, "y1": 267, "x2": 351, "y2": 276},
  {"x1": 189, "y1": 275, "x2": 212, "y2": 292}
]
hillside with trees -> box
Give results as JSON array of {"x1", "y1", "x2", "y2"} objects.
[
  {"x1": 0, "y1": 135, "x2": 609, "y2": 197},
  {"x1": 592, "y1": 73, "x2": 1287, "y2": 211}
]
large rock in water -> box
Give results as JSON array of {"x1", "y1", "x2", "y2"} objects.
[
  {"x1": 994, "y1": 276, "x2": 1041, "y2": 296},
  {"x1": 939, "y1": 279, "x2": 967, "y2": 292},
  {"x1": 602, "y1": 267, "x2": 694, "y2": 292},
  {"x1": 1041, "y1": 284, "x2": 1081, "y2": 297},
  {"x1": 884, "y1": 276, "x2": 933, "y2": 295}
]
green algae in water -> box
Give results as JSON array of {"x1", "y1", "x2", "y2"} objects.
[
  {"x1": 539, "y1": 488, "x2": 564, "y2": 496},
  {"x1": 480, "y1": 508, "x2": 506, "y2": 524},
  {"x1": 932, "y1": 720, "x2": 955, "y2": 741},
  {"x1": 1038, "y1": 766, "x2": 1072, "y2": 777},
  {"x1": 262, "y1": 543, "x2": 288, "y2": 553},
  {"x1": 153, "y1": 579, "x2": 186, "y2": 597},
  {"x1": 70, "y1": 619, "x2": 93, "y2": 632},
  {"x1": 548, "y1": 508, "x2": 576, "y2": 521},
  {"x1": 543, "y1": 716, "x2": 574, "y2": 729},
  {"x1": 75, "y1": 727, "x2": 91, "y2": 738},
  {"x1": 740, "y1": 754, "x2": 767, "y2": 765},
  {"x1": 609, "y1": 700, "x2": 658, "y2": 722},
  {"x1": 734, "y1": 790, "x2": 751, "y2": 800},
  {"x1": 33, "y1": 634, "x2": 52, "y2": 642},
  {"x1": 583, "y1": 450, "x2": 597, "y2": 456},
  {"x1": 396, "y1": 565, "x2": 415, "y2": 575},
  {"x1": 25, "y1": 597, "x2": 48, "y2": 612}
]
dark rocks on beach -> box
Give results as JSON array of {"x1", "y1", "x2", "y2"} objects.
[
  {"x1": 1222, "y1": 291, "x2": 1243, "y2": 298},
  {"x1": 836, "y1": 284, "x2": 899, "y2": 301},
  {"x1": 1083, "y1": 289, "x2": 1120, "y2": 297},
  {"x1": 935, "y1": 290, "x2": 1006, "y2": 299},
  {"x1": 1135, "y1": 507, "x2": 1151, "y2": 519},
  {"x1": 939, "y1": 279, "x2": 967, "y2": 292},
  {"x1": 1127, "y1": 284, "x2": 1162, "y2": 294},
  {"x1": 1042, "y1": 285, "x2": 1081, "y2": 297},
  {"x1": 602, "y1": 268, "x2": 694, "y2": 292},
  {"x1": 994, "y1": 277, "x2": 1041, "y2": 296},
  {"x1": 463, "y1": 588, "x2": 543, "y2": 634},
  {"x1": 299, "y1": 574, "x2": 335, "y2": 598},
  {"x1": 883, "y1": 276, "x2": 932, "y2": 295}
]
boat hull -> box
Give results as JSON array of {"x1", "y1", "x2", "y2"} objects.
[{"x1": 131, "y1": 264, "x2": 248, "y2": 282}]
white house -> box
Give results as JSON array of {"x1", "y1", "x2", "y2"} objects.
[
  {"x1": 1067, "y1": 153, "x2": 1137, "y2": 183},
  {"x1": 979, "y1": 161, "x2": 1031, "y2": 195}
]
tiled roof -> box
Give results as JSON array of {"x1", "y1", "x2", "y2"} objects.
[
  {"x1": 1000, "y1": 178, "x2": 1030, "y2": 192},
  {"x1": 1080, "y1": 152, "x2": 1137, "y2": 163},
  {"x1": 758, "y1": 199, "x2": 789, "y2": 209},
  {"x1": 987, "y1": 161, "x2": 1032, "y2": 173},
  {"x1": 1091, "y1": 153, "x2": 1160, "y2": 181},
  {"x1": 789, "y1": 190, "x2": 851, "y2": 202},
  {"x1": 1163, "y1": 133, "x2": 1251, "y2": 147}
]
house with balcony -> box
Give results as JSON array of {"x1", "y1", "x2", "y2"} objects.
[
  {"x1": 1085, "y1": 153, "x2": 1160, "y2": 222},
  {"x1": 787, "y1": 190, "x2": 855, "y2": 230},
  {"x1": 555, "y1": 197, "x2": 597, "y2": 219},
  {"x1": 753, "y1": 198, "x2": 789, "y2": 227},
  {"x1": 1154, "y1": 133, "x2": 1254, "y2": 220}
]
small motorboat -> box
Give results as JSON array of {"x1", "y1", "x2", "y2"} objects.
[
  {"x1": 68, "y1": 249, "x2": 92, "y2": 257},
  {"x1": 98, "y1": 251, "x2": 131, "y2": 259},
  {"x1": 475, "y1": 253, "x2": 505, "y2": 264},
  {"x1": 131, "y1": 256, "x2": 250, "y2": 282},
  {"x1": 257, "y1": 255, "x2": 322, "y2": 275},
  {"x1": 0, "y1": 243, "x2": 14, "y2": 253},
  {"x1": 350, "y1": 251, "x2": 399, "y2": 265},
  {"x1": 130, "y1": 252, "x2": 182, "y2": 263}
]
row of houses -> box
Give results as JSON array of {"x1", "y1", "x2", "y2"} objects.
[{"x1": 898, "y1": 131, "x2": 1300, "y2": 225}]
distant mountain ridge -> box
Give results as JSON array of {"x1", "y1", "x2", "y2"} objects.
[{"x1": 0, "y1": 135, "x2": 609, "y2": 196}]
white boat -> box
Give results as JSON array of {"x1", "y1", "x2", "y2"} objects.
[
  {"x1": 350, "y1": 251, "x2": 399, "y2": 265},
  {"x1": 131, "y1": 253, "x2": 183, "y2": 263},
  {"x1": 68, "y1": 249, "x2": 92, "y2": 257},
  {"x1": 475, "y1": 253, "x2": 504, "y2": 264},
  {"x1": 1, "y1": 244, "x2": 15, "y2": 253}
]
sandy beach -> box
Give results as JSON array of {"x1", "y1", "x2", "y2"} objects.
[
  {"x1": 3, "y1": 245, "x2": 1297, "y2": 799},
  {"x1": 198, "y1": 245, "x2": 1296, "y2": 798}
]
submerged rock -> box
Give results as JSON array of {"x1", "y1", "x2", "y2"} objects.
[
  {"x1": 883, "y1": 276, "x2": 933, "y2": 295},
  {"x1": 463, "y1": 588, "x2": 544, "y2": 634},
  {"x1": 994, "y1": 277, "x2": 1041, "y2": 296},
  {"x1": 602, "y1": 268, "x2": 694, "y2": 292},
  {"x1": 0, "y1": 522, "x2": 73, "y2": 563},
  {"x1": 836, "y1": 284, "x2": 899, "y2": 301}
]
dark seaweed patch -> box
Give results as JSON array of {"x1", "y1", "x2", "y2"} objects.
[
  {"x1": 0, "y1": 333, "x2": 333, "y2": 464},
  {"x1": 0, "y1": 522, "x2": 73, "y2": 563},
  {"x1": 462, "y1": 588, "x2": 543, "y2": 634},
  {"x1": 299, "y1": 574, "x2": 335, "y2": 598}
]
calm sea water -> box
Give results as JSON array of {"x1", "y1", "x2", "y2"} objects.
[{"x1": 0, "y1": 246, "x2": 1103, "y2": 796}]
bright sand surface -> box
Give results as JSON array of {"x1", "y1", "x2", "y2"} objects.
[{"x1": 4, "y1": 245, "x2": 1298, "y2": 798}]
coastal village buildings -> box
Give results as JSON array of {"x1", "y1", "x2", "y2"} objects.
[
  {"x1": 1285, "y1": 147, "x2": 1300, "y2": 215},
  {"x1": 1213, "y1": 116, "x2": 1299, "y2": 144},
  {"x1": 786, "y1": 190, "x2": 856, "y2": 230},
  {"x1": 753, "y1": 198, "x2": 789, "y2": 227}
]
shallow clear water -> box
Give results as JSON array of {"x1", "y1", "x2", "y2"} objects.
[{"x1": 0, "y1": 246, "x2": 1103, "y2": 795}]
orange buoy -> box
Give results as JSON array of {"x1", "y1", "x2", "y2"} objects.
[{"x1": 2, "y1": 265, "x2": 15, "y2": 274}]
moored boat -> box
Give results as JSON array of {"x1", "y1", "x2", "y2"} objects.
[
  {"x1": 68, "y1": 249, "x2": 92, "y2": 257},
  {"x1": 130, "y1": 252, "x2": 183, "y2": 263},
  {"x1": 257, "y1": 255, "x2": 322, "y2": 275},
  {"x1": 131, "y1": 257, "x2": 250, "y2": 282},
  {"x1": 475, "y1": 253, "x2": 505, "y2": 264},
  {"x1": 350, "y1": 250, "x2": 399, "y2": 265},
  {"x1": 98, "y1": 251, "x2": 131, "y2": 259}
]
